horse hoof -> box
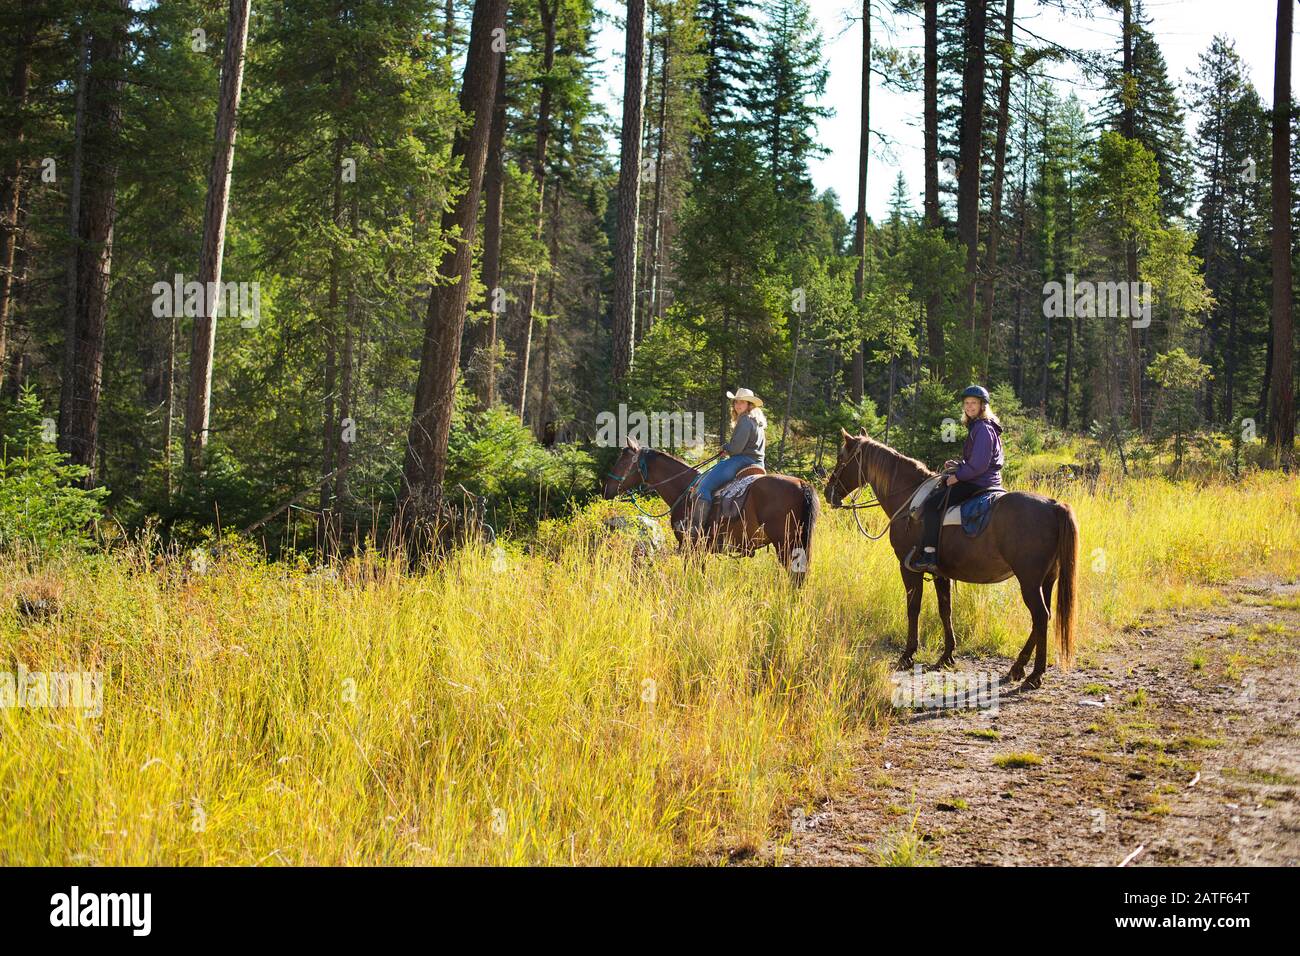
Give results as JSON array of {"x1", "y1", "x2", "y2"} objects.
[
  {"x1": 1004, "y1": 663, "x2": 1025, "y2": 683},
  {"x1": 895, "y1": 655, "x2": 914, "y2": 671},
  {"x1": 926, "y1": 656, "x2": 955, "y2": 672},
  {"x1": 1020, "y1": 673, "x2": 1043, "y2": 691}
]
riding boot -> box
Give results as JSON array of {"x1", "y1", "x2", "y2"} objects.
[
  {"x1": 686, "y1": 495, "x2": 711, "y2": 546},
  {"x1": 907, "y1": 497, "x2": 941, "y2": 572}
]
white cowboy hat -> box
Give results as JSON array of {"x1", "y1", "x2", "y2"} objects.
[{"x1": 726, "y1": 387, "x2": 764, "y2": 408}]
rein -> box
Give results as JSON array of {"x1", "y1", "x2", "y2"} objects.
[
  {"x1": 831, "y1": 442, "x2": 940, "y2": 541},
  {"x1": 607, "y1": 449, "x2": 723, "y2": 519}
]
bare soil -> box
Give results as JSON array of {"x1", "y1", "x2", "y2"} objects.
[{"x1": 773, "y1": 577, "x2": 1300, "y2": 866}]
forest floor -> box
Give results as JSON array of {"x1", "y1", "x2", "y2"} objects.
[{"x1": 769, "y1": 575, "x2": 1300, "y2": 866}]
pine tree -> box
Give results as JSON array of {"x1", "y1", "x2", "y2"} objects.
[
  {"x1": 1100, "y1": 4, "x2": 1192, "y2": 218},
  {"x1": 742, "y1": 0, "x2": 830, "y2": 204},
  {"x1": 696, "y1": 0, "x2": 758, "y2": 133},
  {"x1": 1187, "y1": 36, "x2": 1271, "y2": 424}
]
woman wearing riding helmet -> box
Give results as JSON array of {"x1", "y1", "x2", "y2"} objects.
[
  {"x1": 685, "y1": 388, "x2": 767, "y2": 539},
  {"x1": 908, "y1": 385, "x2": 1004, "y2": 573}
]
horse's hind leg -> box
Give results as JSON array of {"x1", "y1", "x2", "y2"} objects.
[
  {"x1": 928, "y1": 576, "x2": 956, "y2": 670},
  {"x1": 1014, "y1": 576, "x2": 1051, "y2": 690},
  {"x1": 767, "y1": 510, "x2": 809, "y2": 587},
  {"x1": 896, "y1": 566, "x2": 924, "y2": 670},
  {"x1": 1029, "y1": 574, "x2": 1057, "y2": 682},
  {"x1": 1006, "y1": 634, "x2": 1034, "y2": 683},
  {"x1": 1005, "y1": 572, "x2": 1055, "y2": 683}
]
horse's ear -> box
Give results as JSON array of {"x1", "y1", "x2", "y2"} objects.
[
  {"x1": 840, "y1": 427, "x2": 852, "y2": 443},
  {"x1": 625, "y1": 435, "x2": 640, "y2": 451}
]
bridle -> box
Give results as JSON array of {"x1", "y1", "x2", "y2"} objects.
[
  {"x1": 606, "y1": 448, "x2": 723, "y2": 519},
  {"x1": 828, "y1": 439, "x2": 939, "y2": 540}
]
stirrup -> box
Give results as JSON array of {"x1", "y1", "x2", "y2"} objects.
[{"x1": 905, "y1": 546, "x2": 938, "y2": 574}]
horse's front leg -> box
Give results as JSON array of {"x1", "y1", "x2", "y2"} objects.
[
  {"x1": 896, "y1": 565, "x2": 924, "y2": 670},
  {"x1": 928, "y1": 576, "x2": 956, "y2": 670}
]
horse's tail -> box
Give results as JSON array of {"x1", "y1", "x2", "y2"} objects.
[
  {"x1": 794, "y1": 480, "x2": 818, "y2": 583},
  {"x1": 1054, "y1": 503, "x2": 1079, "y2": 669}
]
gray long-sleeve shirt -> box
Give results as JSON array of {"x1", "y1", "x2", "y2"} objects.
[{"x1": 725, "y1": 414, "x2": 766, "y2": 465}]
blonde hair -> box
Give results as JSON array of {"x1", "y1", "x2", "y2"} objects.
[
  {"x1": 730, "y1": 404, "x2": 767, "y2": 428},
  {"x1": 961, "y1": 401, "x2": 999, "y2": 428}
]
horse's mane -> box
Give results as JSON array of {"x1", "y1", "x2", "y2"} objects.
[
  {"x1": 859, "y1": 434, "x2": 934, "y2": 489},
  {"x1": 635, "y1": 446, "x2": 701, "y2": 476}
]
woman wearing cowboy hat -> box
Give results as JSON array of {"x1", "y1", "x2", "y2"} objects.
[
  {"x1": 686, "y1": 388, "x2": 767, "y2": 537},
  {"x1": 909, "y1": 384, "x2": 1004, "y2": 573}
]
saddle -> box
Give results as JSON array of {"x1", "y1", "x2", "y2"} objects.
[
  {"x1": 708, "y1": 468, "x2": 765, "y2": 522},
  {"x1": 908, "y1": 478, "x2": 1005, "y2": 537}
]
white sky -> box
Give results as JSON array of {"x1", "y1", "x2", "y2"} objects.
[{"x1": 592, "y1": 0, "x2": 1297, "y2": 221}]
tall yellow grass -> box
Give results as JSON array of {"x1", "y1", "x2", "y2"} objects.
[{"x1": 1, "y1": 473, "x2": 1296, "y2": 864}]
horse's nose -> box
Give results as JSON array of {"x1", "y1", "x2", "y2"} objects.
[{"x1": 825, "y1": 486, "x2": 840, "y2": 508}]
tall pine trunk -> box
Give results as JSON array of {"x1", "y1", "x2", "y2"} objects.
[
  {"x1": 923, "y1": 0, "x2": 943, "y2": 374},
  {"x1": 645, "y1": 12, "x2": 671, "y2": 340},
  {"x1": 611, "y1": 0, "x2": 645, "y2": 387},
  {"x1": 956, "y1": 0, "x2": 987, "y2": 337},
  {"x1": 401, "y1": 0, "x2": 506, "y2": 507},
  {"x1": 319, "y1": 133, "x2": 345, "y2": 539},
  {"x1": 977, "y1": 0, "x2": 1013, "y2": 377},
  {"x1": 1267, "y1": 0, "x2": 1294, "y2": 456},
  {"x1": 58, "y1": 1, "x2": 130, "y2": 483},
  {"x1": 635, "y1": 2, "x2": 657, "y2": 346},
  {"x1": 185, "y1": 0, "x2": 253, "y2": 470},
  {"x1": 850, "y1": 0, "x2": 869, "y2": 405},
  {"x1": 476, "y1": 47, "x2": 506, "y2": 408},
  {"x1": 0, "y1": 2, "x2": 38, "y2": 391},
  {"x1": 536, "y1": 165, "x2": 563, "y2": 434},
  {"x1": 1010, "y1": 74, "x2": 1029, "y2": 399},
  {"x1": 336, "y1": 190, "x2": 357, "y2": 511},
  {"x1": 515, "y1": 0, "x2": 557, "y2": 416},
  {"x1": 1121, "y1": 0, "x2": 1142, "y2": 427}
]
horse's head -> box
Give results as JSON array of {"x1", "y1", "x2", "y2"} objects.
[
  {"x1": 603, "y1": 438, "x2": 644, "y2": 499},
  {"x1": 825, "y1": 428, "x2": 868, "y2": 508}
]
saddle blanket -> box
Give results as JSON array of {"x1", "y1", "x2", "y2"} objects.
[
  {"x1": 944, "y1": 489, "x2": 1005, "y2": 536},
  {"x1": 710, "y1": 473, "x2": 763, "y2": 521}
]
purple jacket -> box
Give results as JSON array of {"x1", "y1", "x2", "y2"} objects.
[{"x1": 953, "y1": 418, "x2": 1004, "y2": 488}]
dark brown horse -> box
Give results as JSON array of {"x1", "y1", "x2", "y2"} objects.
[
  {"x1": 603, "y1": 439, "x2": 819, "y2": 585},
  {"x1": 825, "y1": 430, "x2": 1078, "y2": 689}
]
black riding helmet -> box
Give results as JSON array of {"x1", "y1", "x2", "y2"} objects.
[{"x1": 961, "y1": 384, "x2": 990, "y2": 403}]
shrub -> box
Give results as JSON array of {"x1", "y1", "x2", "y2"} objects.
[
  {"x1": 893, "y1": 375, "x2": 958, "y2": 469},
  {"x1": 447, "y1": 389, "x2": 598, "y2": 531},
  {"x1": 0, "y1": 386, "x2": 107, "y2": 554}
]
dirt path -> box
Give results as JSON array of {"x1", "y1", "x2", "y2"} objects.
[{"x1": 775, "y1": 577, "x2": 1300, "y2": 866}]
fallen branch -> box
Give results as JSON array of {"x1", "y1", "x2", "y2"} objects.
[{"x1": 1118, "y1": 844, "x2": 1145, "y2": 867}]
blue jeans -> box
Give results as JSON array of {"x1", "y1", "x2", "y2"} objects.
[{"x1": 693, "y1": 454, "x2": 759, "y2": 501}]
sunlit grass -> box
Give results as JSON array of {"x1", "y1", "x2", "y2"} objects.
[{"x1": 0, "y1": 472, "x2": 1296, "y2": 865}]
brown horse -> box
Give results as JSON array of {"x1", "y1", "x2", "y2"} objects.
[
  {"x1": 603, "y1": 439, "x2": 819, "y2": 585},
  {"x1": 824, "y1": 430, "x2": 1078, "y2": 689}
]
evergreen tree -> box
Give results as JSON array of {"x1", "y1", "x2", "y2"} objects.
[{"x1": 1099, "y1": 6, "x2": 1192, "y2": 218}]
